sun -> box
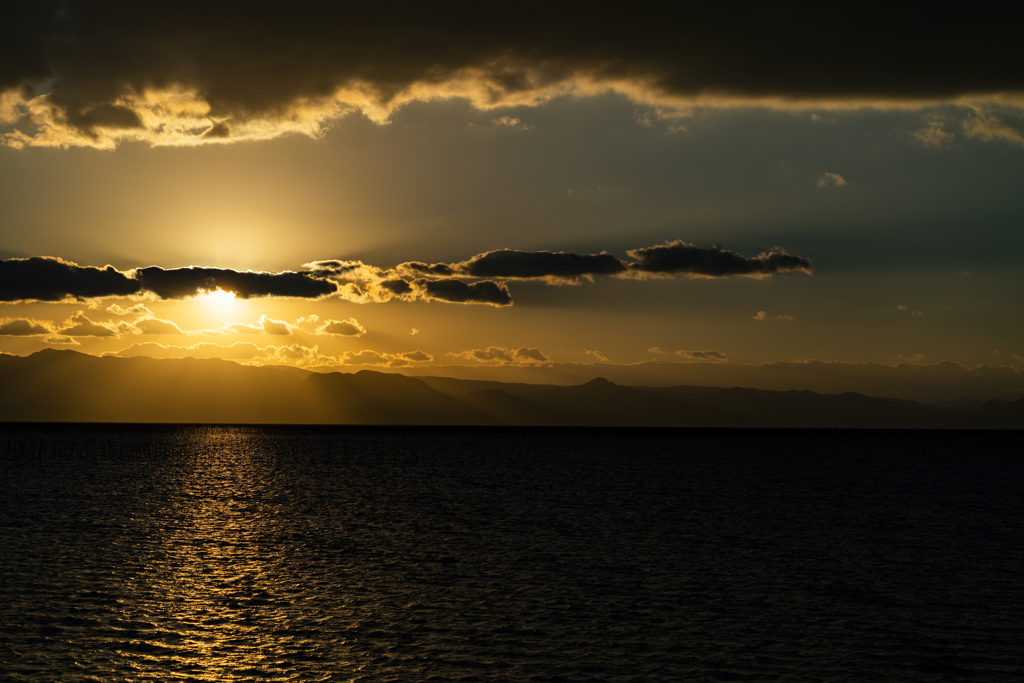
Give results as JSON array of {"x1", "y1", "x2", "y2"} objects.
[{"x1": 197, "y1": 288, "x2": 237, "y2": 311}]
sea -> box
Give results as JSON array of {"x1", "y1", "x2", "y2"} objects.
[{"x1": 0, "y1": 424, "x2": 1021, "y2": 682}]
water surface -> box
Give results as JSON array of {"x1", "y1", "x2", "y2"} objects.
[{"x1": 1, "y1": 426, "x2": 1021, "y2": 681}]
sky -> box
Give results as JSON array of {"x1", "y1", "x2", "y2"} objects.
[{"x1": 1, "y1": 2, "x2": 1023, "y2": 401}]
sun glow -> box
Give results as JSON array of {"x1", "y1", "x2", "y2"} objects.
[{"x1": 197, "y1": 288, "x2": 237, "y2": 310}]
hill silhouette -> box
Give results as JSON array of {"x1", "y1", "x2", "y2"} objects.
[{"x1": 0, "y1": 350, "x2": 1021, "y2": 428}]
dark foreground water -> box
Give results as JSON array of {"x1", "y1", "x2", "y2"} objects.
[{"x1": 0, "y1": 426, "x2": 1021, "y2": 682}]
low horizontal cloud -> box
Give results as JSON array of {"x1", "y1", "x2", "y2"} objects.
[
  {"x1": 0, "y1": 257, "x2": 141, "y2": 302},
  {"x1": 107, "y1": 303, "x2": 153, "y2": 316},
  {"x1": 753, "y1": 311, "x2": 795, "y2": 321},
  {"x1": 404, "y1": 249, "x2": 627, "y2": 282},
  {"x1": 131, "y1": 315, "x2": 185, "y2": 335},
  {"x1": 449, "y1": 346, "x2": 551, "y2": 364},
  {"x1": 0, "y1": 257, "x2": 336, "y2": 303},
  {"x1": 397, "y1": 242, "x2": 812, "y2": 283},
  {"x1": 337, "y1": 349, "x2": 431, "y2": 367},
  {"x1": 113, "y1": 341, "x2": 338, "y2": 367},
  {"x1": 317, "y1": 318, "x2": 366, "y2": 336},
  {"x1": 134, "y1": 266, "x2": 336, "y2": 300},
  {"x1": 417, "y1": 279, "x2": 512, "y2": 306},
  {"x1": 0, "y1": 317, "x2": 53, "y2": 336},
  {"x1": 230, "y1": 314, "x2": 370, "y2": 337},
  {"x1": 5, "y1": 239, "x2": 811, "y2": 309},
  {"x1": 650, "y1": 347, "x2": 728, "y2": 361},
  {"x1": 1, "y1": 311, "x2": 197, "y2": 339},
  {"x1": 112, "y1": 339, "x2": 437, "y2": 370},
  {"x1": 59, "y1": 312, "x2": 129, "y2": 337},
  {"x1": 61, "y1": 312, "x2": 193, "y2": 337},
  {"x1": 227, "y1": 314, "x2": 295, "y2": 336},
  {"x1": 584, "y1": 349, "x2": 609, "y2": 362},
  {"x1": 625, "y1": 242, "x2": 812, "y2": 279},
  {"x1": 338, "y1": 350, "x2": 395, "y2": 366}
]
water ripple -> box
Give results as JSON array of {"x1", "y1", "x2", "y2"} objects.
[{"x1": 1, "y1": 425, "x2": 1022, "y2": 680}]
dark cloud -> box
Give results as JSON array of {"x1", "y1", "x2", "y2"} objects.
[
  {"x1": 0, "y1": 257, "x2": 141, "y2": 302},
  {"x1": 2, "y1": 241, "x2": 810, "y2": 306},
  {"x1": 514, "y1": 347, "x2": 549, "y2": 362},
  {"x1": 417, "y1": 279, "x2": 512, "y2": 306},
  {"x1": 134, "y1": 266, "x2": 336, "y2": 299},
  {"x1": 64, "y1": 103, "x2": 143, "y2": 134},
  {"x1": 399, "y1": 350, "x2": 432, "y2": 362},
  {"x1": 681, "y1": 350, "x2": 728, "y2": 360},
  {"x1": 399, "y1": 242, "x2": 811, "y2": 282},
  {"x1": 626, "y1": 242, "x2": 813, "y2": 278},
  {"x1": 0, "y1": 1, "x2": 59, "y2": 93},
  {"x1": 378, "y1": 279, "x2": 413, "y2": 295},
  {"x1": 0, "y1": 257, "x2": 336, "y2": 302},
  {"x1": 452, "y1": 249, "x2": 627, "y2": 280},
  {"x1": 3, "y1": 2, "x2": 1021, "y2": 142},
  {"x1": 650, "y1": 347, "x2": 729, "y2": 361},
  {"x1": 458, "y1": 347, "x2": 514, "y2": 363}
]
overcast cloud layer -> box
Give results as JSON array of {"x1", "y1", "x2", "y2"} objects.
[{"x1": 3, "y1": 2, "x2": 1022, "y2": 148}]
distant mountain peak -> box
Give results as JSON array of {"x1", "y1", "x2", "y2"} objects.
[
  {"x1": 32, "y1": 348, "x2": 86, "y2": 357},
  {"x1": 582, "y1": 377, "x2": 616, "y2": 387}
]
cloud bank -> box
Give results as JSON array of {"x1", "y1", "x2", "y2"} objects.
[
  {"x1": 3, "y1": 2, "x2": 1022, "y2": 148},
  {"x1": 1, "y1": 240, "x2": 810, "y2": 306},
  {"x1": 112, "y1": 341, "x2": 435, "y2": 369}
]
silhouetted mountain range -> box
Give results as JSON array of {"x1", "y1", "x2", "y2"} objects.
[{"x1": 1, "y1": 349, "x2": 1022, "y2": 428}]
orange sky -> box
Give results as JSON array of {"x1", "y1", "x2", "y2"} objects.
[{"x1": 2, "y1": 4, "x2": 1023, "y2": 401}]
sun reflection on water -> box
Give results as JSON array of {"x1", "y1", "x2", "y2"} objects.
[{"x1": 146, "y1": 428, "x2": 325, "y2": 680}]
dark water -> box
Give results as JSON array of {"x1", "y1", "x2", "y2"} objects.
[{"x1": 0, "y1": 426, "x2": 1021, "y2": 682}]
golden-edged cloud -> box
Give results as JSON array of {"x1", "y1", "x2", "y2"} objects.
[
  {"x1": 111, "y1": 340, "x2": 434, "y2": 369},
  {"x1": 0, "y1": 257, "x2": 335, "y2": 303},
  {"x1": 816, "y1": 172, "x2": 847, "y2": 188},
  {"x1": 3, "y1": 3, "x2": 1023, "y2": 148},
  {"x1": 649, "y1": 348, "x2": 728, "y2": 361},
  {"x1": 2, "y1": 240, "x2": 812, "y2": 310},
  {"x1": 962, "y1": 115, "x2": 1024, "y2": 147},
  {"x1": 398, "y1": 242, "x2": 813, "y2": 284},
  {"x1": 317, "y1": 318, "x2": 367, "y2": 337},
  {"x1": 0, "y1": 317, "x2": 53, "y2": 336},
  {"x1": 449, "y1": 346, "x2": 551, "y2": 365}
]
